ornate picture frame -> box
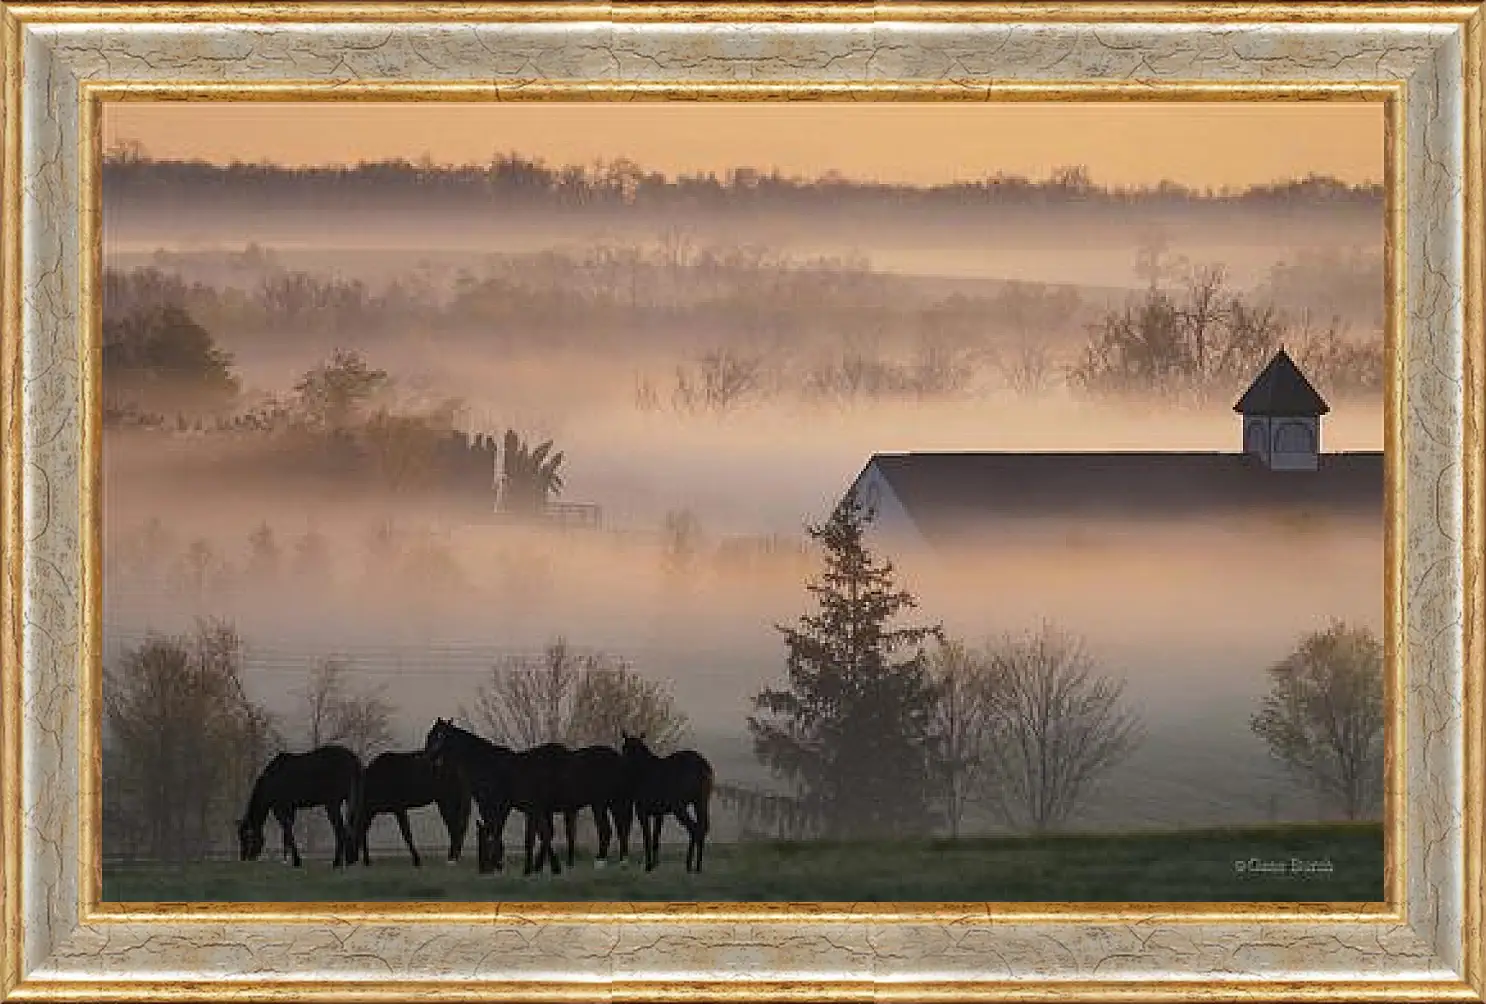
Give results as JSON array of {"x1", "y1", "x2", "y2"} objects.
[{"x1": 1, "y1": 2, "x2": 1482, "y2": 1001}]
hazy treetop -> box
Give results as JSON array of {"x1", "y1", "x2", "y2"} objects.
[{"x1": 102, "y1": 146, "x2": 1383, "y2": 212}]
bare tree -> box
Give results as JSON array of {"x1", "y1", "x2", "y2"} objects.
[
  {"x1": 672, "y1": 348, "x2": 765, "y2": 414},
  {"x1": 1250, "y1": 621, "x2": 1384, "y2": 821},
  {"x1": 909, "y1": 334, "x2": 975, "y2": 398},
  {"x1": 995, "y1": 339, "x2": 1056, "y2": 397},
  {"x1": 979, "y1": 623, "x2": 1145, "y2": 833},
  {"x1": 661, "y1": 509, "x2": 704, "y2": 578},
  {"x1": 987, "y1": 280, "x2": 1080, "y2": 397},
  {"x1": 330, "y1": 691, "x2": 398, "y2": 761},
  {"x1": 244, "y1": 522, "x2": 280, "y2": 584},
  {"x1": 927, "y1": 638, "x2": 999, "y2": 837},
  {"x1": 471, "y1": 639, "x2": 584, "y2": 749},
  {"x1": 103, "y1": 619, "x2": 279, "y2": 860},
  {"x1": 469, "y1": 638, "x2": 691, "y2": 751},
  {"x1": 1132, "y1": 226, "x2": 1186, "y2": 290},
  {"x1": 296, "y1": 656, "x2": 395, "y2": 759},
  {"x1": 633, "y1": 372, "x2": 662, "y2": 413},
  {"x1": 802, "y1": 335, "x2": 904, "y2": 405},
  {"x1": 171, "y1": 537, "x2": 233, "y2": 601},
  {"x1": 293, "y1": 656, "x2": 394, "y2": 855},
  {"x1": 569, "y1": 663, "x2": 690, "y2": 752}
]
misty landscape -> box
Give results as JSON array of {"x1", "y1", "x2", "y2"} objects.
[{"x1": 100, "y1": 110, "x2": 1386, "y2": 902}]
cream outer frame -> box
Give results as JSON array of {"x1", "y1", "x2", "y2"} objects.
[{"x1": 0, "y1": 3, "x2": 1482, "y2": 1002}]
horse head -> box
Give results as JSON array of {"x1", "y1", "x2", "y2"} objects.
[
  {"x1": 236, "y1": 816, "x2": 265, "y2": 861},
  {"x1": 424, "y1": 717, "x2": 457, "y2": 767}
]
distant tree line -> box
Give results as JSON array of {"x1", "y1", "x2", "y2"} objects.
[
  {"x1": 103, "y1": 144, "x2": 1383, "y2": 213},
  {"x1": 107, "y1": 516, "x2": 471, "y2": 609},
  {"x1": 104, "y1": 240, "x2": 1383, "y2": 421},
  {"x1": 104, "y1": 244, "x2": 1063, "y2": 357}
]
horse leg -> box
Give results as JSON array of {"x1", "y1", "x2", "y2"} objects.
[
  {"x1": 616, "y1": 801, "x2": 634, "y2": 864},
  {"x1": 523, "y1": 813, "x2": 537, "y2": 876},
  {"x1": 648, "y1": 813, "x2": 664, "y2": 872},
  {"x1": 341, "y1": 796, "x2": 360, "y2": 866},
  {"x1": 674, "y1": 806, "x2": 699, "y2": 872},
  {"x1": 325, "y1": 801, "x2": 349, "y2": 867},
  {"x1": 396, "y1": 809, "x2": 421, "y2": 867},
  {"x1": 649, "y1": 812, "x2": 661, "y2": 871},
  {"x1": 442, "y1": 793, "x2": 470, "y2": 864},
  {"x1": 279, "y1": 811, "x2": 302, "y2": 868},
  {"x1": 326, "y1": 802, "x2": 343, "y2": 861},
  {"x1": 594, "y1": 806, "x2": 613, "y2": 868},
  {"x1": 694, "y1": 797, "x2": 710, "y2": 873},
  {"x1": 476, "y1": 822, "x2": 494, "y2": 874},
  {"x1": 564, "y1": 809, "x2": 577, "y2": 868},
  {"x1": 493, "y1": 804, "x2": 511, "y2": 872},
  {"x1": 541, "y1": 813, "x2": 561, "y2": 876},
  {"x1": 358, "y1": 809, "x2": 375, "y2": 867}
]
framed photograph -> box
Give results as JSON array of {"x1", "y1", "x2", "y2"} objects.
[{"x1": 2, "y1": 1, "x2": 1482, "y2": 1001}]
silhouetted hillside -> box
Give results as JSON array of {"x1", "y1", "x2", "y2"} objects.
[{"x1": 103, "y1": 150, "x2": 1382, "y2": 218}]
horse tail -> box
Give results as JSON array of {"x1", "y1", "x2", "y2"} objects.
[{"x1": 696, "y1": 761, "x2": 714, "y2": 835}]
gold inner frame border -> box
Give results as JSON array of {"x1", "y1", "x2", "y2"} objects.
[{"x1": 69, "y1": 76, "x2": 1409, "y2": 926}]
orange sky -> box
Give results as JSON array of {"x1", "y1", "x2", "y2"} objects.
[{"x1": 104, "y1": 101, "x2": 1383, "y2": 189}]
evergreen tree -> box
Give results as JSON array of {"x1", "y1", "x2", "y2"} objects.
[{"x1": 748, "y1": 488, "x2": 943, "y2": 838}]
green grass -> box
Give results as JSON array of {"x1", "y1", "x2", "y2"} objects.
[{"x1": 102, "y1": 822, "x2": 1383, "y2": 903}]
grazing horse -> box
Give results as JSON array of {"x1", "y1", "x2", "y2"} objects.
[
  {"x1": 352, "y1": 750, "x2": 471, "y2": 867},
  {"x1": 423, "y1": 719, "x2": 565, "y2": 875},
  {"x1": 236, "y1": 745, "x2": 362, "y2": 868},
  {"x1": 621, "y1": 734, "x2": 713, "y2": 872}
]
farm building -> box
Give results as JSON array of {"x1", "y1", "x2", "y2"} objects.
[{"x1": 843, "y1": 349, "x2": 1384, "y2": 553}]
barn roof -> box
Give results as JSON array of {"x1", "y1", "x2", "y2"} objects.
[
  {"x1": 859, "y1": 450, "x2": 1383, "y2": 545},
  {"x1": 1233, "y1": 349, "x2": 1330, "y2": 417}
]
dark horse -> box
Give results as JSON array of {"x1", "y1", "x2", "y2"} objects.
[
  {"x1": 474, "y1": 744, "x2": 635, "y2": 873},
  {"x1": 352, "y1": 750, "x2": 471, "y2": 867},
  {"x1": 236, "y1": 745, "x2": 362, "y2": 868},
  {"x1": 423, "y1": 719, "x2": 565, "y2": 875},
  {"x1": 552, "y1": 745, "x2": 635, "y2": 869},
  {"x1": 621, "y1": 734, "x2": 713, "y2": 872}
]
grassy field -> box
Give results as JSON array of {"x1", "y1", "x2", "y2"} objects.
[{"x1": 103, "y1": 822, "x2": 1382, "y2": 903}]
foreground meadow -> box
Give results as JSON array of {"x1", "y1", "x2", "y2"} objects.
[{"x1": 104, "y1": 822, "x2": 1382, "y2": 903}]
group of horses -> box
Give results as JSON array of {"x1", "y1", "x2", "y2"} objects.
[{"x1": 234, "y1": 722, "x2": 715, "y2": 876}]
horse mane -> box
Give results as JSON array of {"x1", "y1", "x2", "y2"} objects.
[{"x1": 446, "y1": 722, "x2": 506, "y2": 756}]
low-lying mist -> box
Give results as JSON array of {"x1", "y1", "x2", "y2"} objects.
[
  {"x1": 100, "y1": 204, "x2": 1387, "y2": 831},
  {"x1": 104, "y1": 382, "x2": 1384, "y2": 835}
]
